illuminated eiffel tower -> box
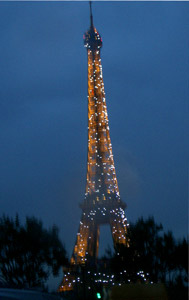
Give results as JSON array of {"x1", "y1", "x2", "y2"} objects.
[{"x1": 59, "y1": 2, "x2": 128, "y2": 292}]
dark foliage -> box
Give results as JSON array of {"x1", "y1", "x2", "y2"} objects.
[
  {"x1": 110, "y1": 217, "x2": 188, "y2": 286},
  {"x1": 0, "y1": 214, "x2": 68, "y2": 288}
]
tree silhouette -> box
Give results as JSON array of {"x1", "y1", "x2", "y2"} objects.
[
  {"x1": 174, "y1": 237, "x2": 188, "y2": 285},
  {"x1": 110, "y1": 217, "x2": 188, "y2": 286},
  {"x1": 0, "y1": 215, "x2": 68, "y2": 288}
]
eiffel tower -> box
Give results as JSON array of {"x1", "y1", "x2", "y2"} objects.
[{"x1": 59, "y1": 2, "x2": 128, "y2": 292}]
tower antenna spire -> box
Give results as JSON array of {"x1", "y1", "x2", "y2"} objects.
[{"x1": 89, "y1": 1, "x2": 93, "y2": 28}]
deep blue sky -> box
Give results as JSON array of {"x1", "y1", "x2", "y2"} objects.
[{"x1": 0, "y1": 0, "x2": 188, "y2": 288}]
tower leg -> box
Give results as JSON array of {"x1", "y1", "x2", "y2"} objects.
[
  {"x1": 59, "y1": 212, "x2": 100, "y2": 292},
  {"x1": 71, "y1": 212, "x2": 100, "y2": 265},
  {"x1": 110, "y1": 208, "x2": 128, "y2": 247}
]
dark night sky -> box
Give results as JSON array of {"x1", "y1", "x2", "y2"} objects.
[{"x1": 0, "y1": 0, "x2": 188, "y2": 290}]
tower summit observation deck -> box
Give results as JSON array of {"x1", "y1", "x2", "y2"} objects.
[{"x1": 59, "y1": 2, "x2": 128, "y2": 292}]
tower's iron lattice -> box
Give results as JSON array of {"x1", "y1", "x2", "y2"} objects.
[{"x1": 59, "y1": 3, "x2": 128, "y2": 292}]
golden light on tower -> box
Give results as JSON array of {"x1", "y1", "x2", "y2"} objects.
[{"x1": 59, "y1": 2, "x2": 128, "y2": 292}]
